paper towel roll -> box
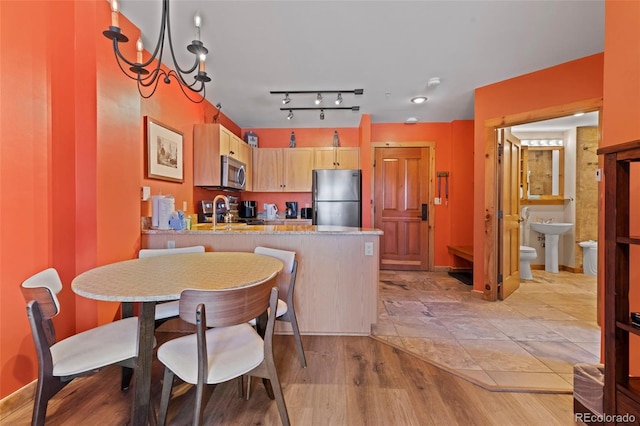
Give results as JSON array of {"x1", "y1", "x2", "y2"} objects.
[
  {"x1": 158, "y1": 196, "x2": 175, "y2": 230},
  {"x1": 152, "y1": 195, "x2": 164, "y2": 228}
]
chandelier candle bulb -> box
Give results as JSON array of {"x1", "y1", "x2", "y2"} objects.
[
  {"x1": 199, "y1": 54, "x2": 206, "y2": 72},
  {"x1": 194, "y1": 13, "x2": 201, "y2": 40},
  {"x1": 111, "y1": 0, "x2": 119, "y2": 27},
  {"x1": 136, "y1": 38, "x2": 143, "y2": 63}
]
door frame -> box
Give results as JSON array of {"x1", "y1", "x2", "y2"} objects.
[
  {"x1": 370, "y1": 141, "x2": 436, "y2": 271},
  {"x1": 483, "y1": 97, "x2": 602, "y2": 301}
]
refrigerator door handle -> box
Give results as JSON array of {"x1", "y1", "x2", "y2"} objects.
[{"x1": 421, "y1": 204, "x2": 428, "y2": 221}]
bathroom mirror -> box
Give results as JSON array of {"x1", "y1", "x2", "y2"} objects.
[{"x1": 520, "y1": 146, "x2": 564, "y2": 204}]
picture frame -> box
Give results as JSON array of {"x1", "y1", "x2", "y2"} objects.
[{"x1": 145, "y1": 117, "x2": 184, "y2": 182}]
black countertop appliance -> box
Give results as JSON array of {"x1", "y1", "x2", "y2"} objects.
[
  {"x1": 285, "y1": 201, "x2": 298, "y2": 219},
  {"x1": 239, "y1": 200, "x2": 257, "y2": 218}
]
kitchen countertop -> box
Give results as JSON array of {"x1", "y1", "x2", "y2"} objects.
[{"x1": 143, "y1": 223, "x2": 383, "y2": 235}]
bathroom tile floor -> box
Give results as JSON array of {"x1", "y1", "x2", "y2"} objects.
[{"x1": 371, "y1": 269, "x2": 600, "y2": 393}]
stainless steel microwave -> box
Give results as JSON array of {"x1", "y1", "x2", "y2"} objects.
[{"x1": 221, "y1": 155, "x2": 246, "y2": 191}]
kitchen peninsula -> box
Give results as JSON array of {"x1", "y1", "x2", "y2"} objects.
[{"x1": 142, "y1": 224, "x2": 382, "y2": 335}]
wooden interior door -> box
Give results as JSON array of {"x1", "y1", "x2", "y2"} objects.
[
  {"x1": 374, "y1": 147, "x2": 429, "y2": 270},
  {"x1": 499, "y1": 129, "x2": 521, "y2": 299}
]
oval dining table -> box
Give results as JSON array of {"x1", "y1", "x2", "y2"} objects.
[{"x1": 72, "y1": 251, "x2": 283, "y2": 426}]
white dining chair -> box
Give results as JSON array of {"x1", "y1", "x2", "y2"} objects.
[
  {"x1": 138, "y1": 245, "x2": 205, "y2": 321},
  {"x1": 252, "y1": 246, "x2": 306, "y2": 368},
  {"x1": 21, "y1": 268, "x2": 140, "y2": 426},
  {"x1": 157, "y1": 284, "x2": 290, "y2": 426}
]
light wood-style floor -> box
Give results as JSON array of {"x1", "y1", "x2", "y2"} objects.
[{"x1": 2, "y1": 332, "x2": 577, "y2": 425}]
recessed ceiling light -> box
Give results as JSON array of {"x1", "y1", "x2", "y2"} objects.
[
  {"x1": 405, "y1": 117, "x2": 418, "y2": 124},
  {"x1": 411, "y1": 96, "x2": 427, "y2": 104},
  {"x1": 573, "y1": 112, "x2": 585, "y2": 117}
]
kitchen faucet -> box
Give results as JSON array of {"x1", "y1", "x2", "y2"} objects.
[{"x1": 212, "y1": 194, "x2": 229, "y2": 229}]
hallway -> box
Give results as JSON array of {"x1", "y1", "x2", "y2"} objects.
[{"x1": 372, "y1": 269, "x2": 600, "y2": 393}]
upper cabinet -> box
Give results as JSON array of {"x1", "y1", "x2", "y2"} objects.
[
  {"x1": 193, "y1": 124, "x2": 252, "y2": 190},
  {"x1": 253, "y1": 148, "x2": 314, "y2": 192},
  {"x1": 313, "y1": 147, "x2": 360, "y2": 170}
]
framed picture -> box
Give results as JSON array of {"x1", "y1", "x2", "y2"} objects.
[{"x1": 145, "y1": 117, "x2": 184, "y2": 182}]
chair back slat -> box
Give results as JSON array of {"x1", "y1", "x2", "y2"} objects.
[
  {"x1": 254, "y1": 247, "x2": 295, "y2": 273},
  {"x1": 138, "y1": 245, "x2": 205, "y2": 258},
  {"x1": 21, "y1": 268, "x2": 62, "y2": 315},
  {"x1": 179, "y1": 278, "x2": 274, "y2": 328}
]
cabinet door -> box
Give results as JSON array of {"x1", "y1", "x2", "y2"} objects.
[
  {"x1": 236, "y1": 140, "x2": 252, "y2": 191},
  {"x1": 336, "y1": 147, "x2": 360, "y2": 169},
  {"x1": 218, "y1": 126, "x2": 233, "y2": 156},
  {"x1": 193, "y1": 124, "x2": 223, "y2": 186},
  {"x1": 253, "y1": 148, "x2": 283, "y2": 192},
  {"x1": 283, "y1": 148, "x2": 314, "y2": 192},
  {"x1": 313, "y1": 147, "x2": 336, "y2": 169}
]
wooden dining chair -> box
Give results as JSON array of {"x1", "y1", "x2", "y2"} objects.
[
  {"x1": 21, "y1": 268, "x2": 140, "y2": 426},
  {"x1": 138, "y1": 245, "x2": 206, "y2": 322},
  {"x1": 253, "y1": 246, "x2": 306, "y2": 368},
  {"x1": 157, "y1": 282, "x2": 290, "y2": 426}
]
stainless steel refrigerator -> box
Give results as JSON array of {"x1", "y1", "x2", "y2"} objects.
[{"x1": 312, "y1": 169, "x2": 362, "y2": 227}]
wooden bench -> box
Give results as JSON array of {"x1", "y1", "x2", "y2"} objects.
[{"x1": 447, "y1": 245, "x2": 473, "y2": 263}]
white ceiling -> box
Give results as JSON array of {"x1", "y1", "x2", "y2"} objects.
[{"x1": 116, "y1": 0, "x2": 605, "y2": 129}]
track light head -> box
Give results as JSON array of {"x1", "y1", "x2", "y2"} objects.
[
  {"x1": 315, "y1": 93, "x2": 323, "y2": 105},
  {"x1": 335, "y1": 93, "x2": 343, "y2": 105},
  {"x1": 287, "y1": 110, "x2": 294, "y2": 120},
  {"x1": 282, "y1": 93, "x2": 291, "y2": 104}
]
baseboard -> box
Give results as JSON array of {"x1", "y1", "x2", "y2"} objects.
[
  {"x1": 0, "y1": 381, "x2": 34, "y2": 421},
  {"x1": 531, "y1": 264, "x2": 582, "y2": 273},
  {"x1": 434, "y1": 266, "x2": 451, "y2": 272}
]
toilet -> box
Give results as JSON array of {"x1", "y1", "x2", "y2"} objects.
[
  {"x1": 520, "y1": 246, "x2": 537, "y2": 280},
  {"x1": 579, "y1": 240, "x2": 598, "y2": 276}
]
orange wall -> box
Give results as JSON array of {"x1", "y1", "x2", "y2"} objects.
[
  {"x1": 370, "y1": 121, "x2": 474, "y2": 266},
  {"x1": 0, "y1": 1, "x2": 212, "y2": 398},
  {"x1": 601, "y1": 0, "x2": 640, "y2": 375},
  {"x1": 473, "y1": 54, "x2": 604, "y2": 294}
]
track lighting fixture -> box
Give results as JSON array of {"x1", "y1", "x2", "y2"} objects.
[
  {"x1": 270, "y1": 89, "x2": 363, "y2": 120},
  {"x1": 103, "y1": 0, "x2": 210, "y2": 103}
]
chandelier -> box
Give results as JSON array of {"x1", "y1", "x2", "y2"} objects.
[{"x1": 103, "y1": 0, "x2": 211, "y2": 103}]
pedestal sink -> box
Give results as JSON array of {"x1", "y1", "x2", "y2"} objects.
[{"x1": 530, "y1": 222, "x2": 573, "y2": 273}]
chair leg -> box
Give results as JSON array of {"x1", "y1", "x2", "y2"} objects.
[
  {"x1": 287, "y1": 313, "x2": 307, "y2": 368},
  {"x1": 193, "y1": 382, "x2": 215, "y2": 426},
  {"x1": 32, "y1": 376, "x2": 66, "y2": 426},
  {"x1": 158, "y1": 368, "x2": 175, "y2": 426},
  {"x1": 266, "y1": 363, "x2": 290, "y2": 426},
  {"x1": 121, "y1": 367, "x2": 134, "y2": 391},
  {"x1": 262, "y1": 378, "x2": 275, "y2": 399},
  {"x1": 244, "y1": 375, "x2": 252, "y2": 400}
]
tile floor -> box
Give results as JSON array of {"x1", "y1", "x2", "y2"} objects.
[{"x1": 371, "y1": 269, "x2": 600, "y2": 393}]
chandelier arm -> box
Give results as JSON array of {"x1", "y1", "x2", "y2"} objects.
[
  {"x1": 137, "y1": 72, "x2": 163, "y2": 99},
  {"x1": 173, "y1": 75, "x2": 206, "y2": 103},
  {"x1": 137, "y1": 68, "x2": 166, "y2": 88},
  {"x1": 164, "y1": 2, "x2": 200, "y2": 85},
  {"x1": 166, "y1": 70, "x2": 200, "y2": 90}
]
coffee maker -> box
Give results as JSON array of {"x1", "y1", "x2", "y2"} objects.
[
  {"x1": 285, "y1": 202, "x2": 298, "y2": 219},
  {"x1": 239, "y1": 200, "x2": 257, "y2": 218}
]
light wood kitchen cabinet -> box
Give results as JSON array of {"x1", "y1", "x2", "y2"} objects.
[
  {"x1": 252, "y1": 148, "x2": 314, "y2": 192},
  {"x1": 193, "y1": 124, "x2": 252, "y2": 189},
  {"x1": 313, "y1": 147, "x2": 360, "y2": 169}
]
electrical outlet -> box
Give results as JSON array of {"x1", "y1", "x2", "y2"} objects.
[
  {"x1": 167, "y1": 240, "x2": 176, "y2": 249},
  {"x1": 364, "y1": 242, "x2": 374, "y2": 256},
  {"x1": 434, "y1": 197, "x2": 442, "y2": 205}
]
